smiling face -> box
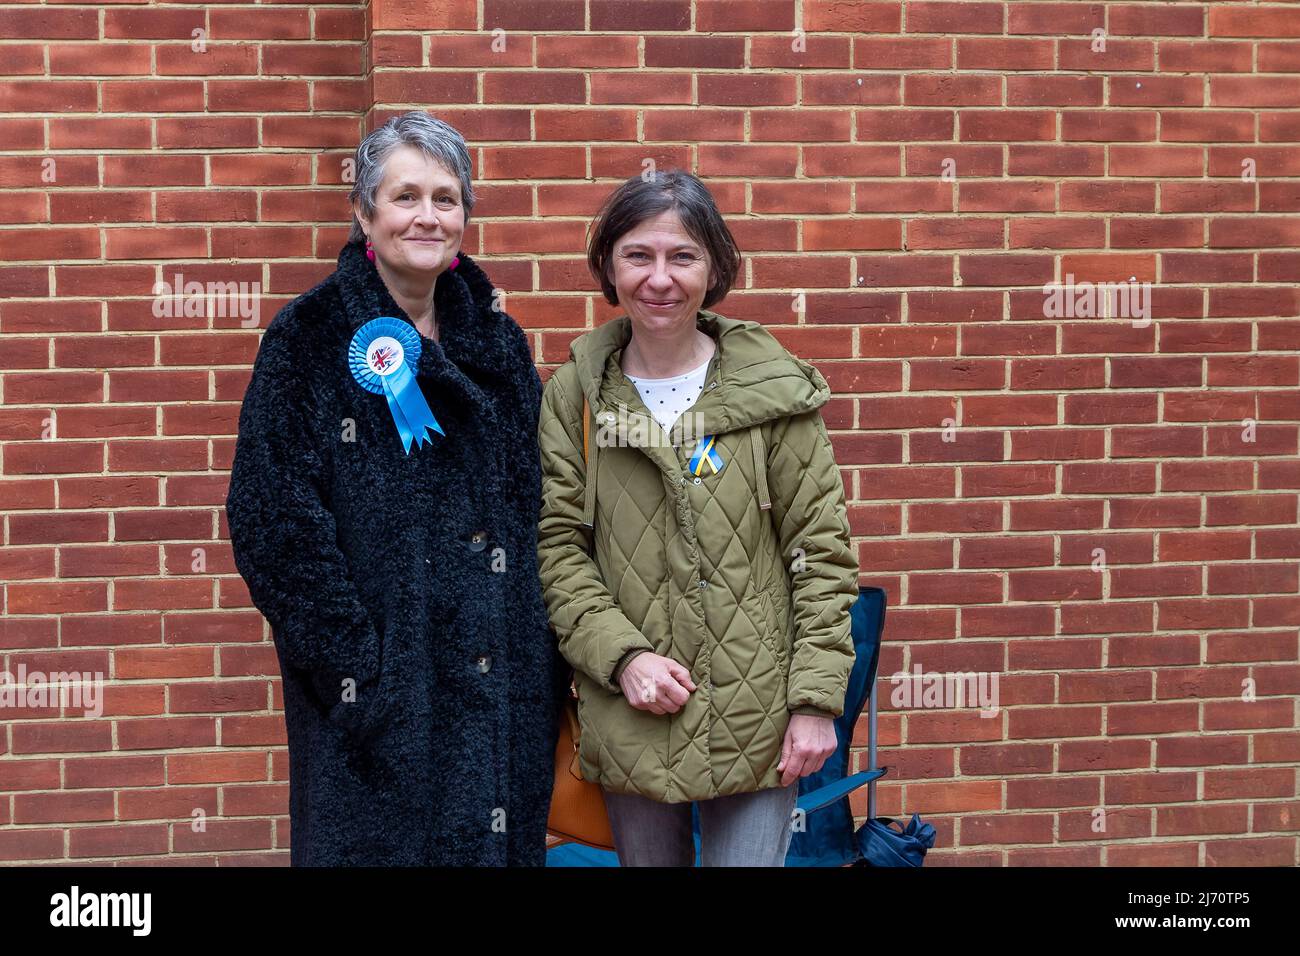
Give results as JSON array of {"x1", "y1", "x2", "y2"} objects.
[
  {"x1": 608, "y1": 209, "x2": 712, "y2": 339},
  {"x1": 353, "y1": 144, "x2": 465, "y2": 277}
]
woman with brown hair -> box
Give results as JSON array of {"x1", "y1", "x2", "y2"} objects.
[{"x1": 537, "y1": 171, "x2": 859, "y2": 866}]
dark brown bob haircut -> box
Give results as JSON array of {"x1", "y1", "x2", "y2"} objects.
[{"x1": 587, "y1": 170, "x2": 742, "y2": 310}]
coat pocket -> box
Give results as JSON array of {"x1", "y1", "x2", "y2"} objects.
[
  {"x1": 573, "y1": 677, "x2": 589, "y2": 764},
  {"x1": 327, "y1": 622, "x2": 394, "y2": 741},
  {"x1": 573, "y1": 673, "x2": 603, "y2": 771},
  {"x1": 757, "y1": 588, "x2": 789, "y2": 676}
]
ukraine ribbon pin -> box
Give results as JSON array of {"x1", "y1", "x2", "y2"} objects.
[
  {"x1": 688, "y1": 434, "x2": 725, "y2": 476},
  {"x1": 348, "y1": 317, "x2": 445, "y2": 454}
]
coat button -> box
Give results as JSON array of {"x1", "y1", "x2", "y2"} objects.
[
  {"x1": 692, "y1": 476, "x2": 702, "y2": 485},
  {"x1": 475, "y1": 653, "x2": 492, "y2": 673},
  {"x1": 468, "y1": 530, "x2": 487, "y2": 552},
  {"x1": 698, "y1": 580, "x2": 707, "y2": 589}
]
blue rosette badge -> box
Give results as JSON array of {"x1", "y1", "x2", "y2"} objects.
[{"x1": 348, "y1": 317, "x2": 445, "y2": 454}]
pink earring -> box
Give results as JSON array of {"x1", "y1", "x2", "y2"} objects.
[
  {"x1": 365, "y1": 239, "x2": 375, "y2": 262},
  {"x1": 450, "y1": 256, "x2": 459, "y2": 270}
]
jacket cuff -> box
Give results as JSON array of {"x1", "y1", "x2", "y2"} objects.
[
  {"x1": 790, "y1": 704, "x2": 837, "y2": 719},
  {"x1": 611, "y1": 648, "x2": 650, "y2": 685},
  {"x1": 561, "y1": 608, "x2": 653, "y2": 693}
]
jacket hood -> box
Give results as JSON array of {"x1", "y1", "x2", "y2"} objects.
[{"x1": 567, "y1": 310, "x2": 831, "y2": 435}]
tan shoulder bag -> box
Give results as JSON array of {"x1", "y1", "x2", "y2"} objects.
[{"x1": 546, "y1": 393, "x2": 616, "y2": 850}]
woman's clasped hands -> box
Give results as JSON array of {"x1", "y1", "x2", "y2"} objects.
[{"x1": 616, "y1": 651, "x2": 836, "y2": 785}]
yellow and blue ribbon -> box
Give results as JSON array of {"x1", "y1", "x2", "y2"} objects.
[
  {"x1": 348, "y1": 317, "x2": 444, "y2": 454},
  {"x1": 688, "y1": 434, "x2": 725, "y2": 476}
]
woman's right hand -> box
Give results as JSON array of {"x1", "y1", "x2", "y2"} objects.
[{"x1": 617, "y1": 653, "x2": 696, "y2": 715}]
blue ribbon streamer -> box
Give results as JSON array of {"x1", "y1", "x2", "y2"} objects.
[
  {"x1": 688, "y1": 435, "x2": 724, "y2": 476},
  {"x1": 348, "y1": 317, "x2": 445, "y2": 454}
]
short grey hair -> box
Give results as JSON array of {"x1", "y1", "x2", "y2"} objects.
[{"x1": 347, "y1": 111, "x2": 476, "y2": 243}]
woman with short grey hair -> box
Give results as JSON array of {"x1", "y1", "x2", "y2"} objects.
[{"x1": 226, "y1": 110, "x2": 564, "y2": 866}]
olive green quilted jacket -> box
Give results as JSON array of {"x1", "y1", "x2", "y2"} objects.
[{"x1": 537, "y1": 310, "x2": 858, "y2": 803}]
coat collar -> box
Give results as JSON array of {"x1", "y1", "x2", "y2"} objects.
[
  {"x1": 333, "y1": 239, "x2": 517, "y2": 390},
  {"x1": 568, "y1": 310, "x2": 830, "y2": 440}
]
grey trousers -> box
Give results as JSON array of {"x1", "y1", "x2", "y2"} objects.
[{"x1": 602, "y1": 782, "x2": 799, "y2": 867}]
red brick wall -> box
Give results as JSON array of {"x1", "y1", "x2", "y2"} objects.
[{"x1": 1, "y1": 1, "x2": 1297, "y2": 865}]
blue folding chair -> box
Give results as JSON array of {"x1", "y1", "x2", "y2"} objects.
[{"x1": 547, "y1": 586, "x2": 890, "y2": 867}]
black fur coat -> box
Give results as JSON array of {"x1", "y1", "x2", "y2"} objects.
[{"x1": 225, "y1": 238, "x2": 564, "y2": 866}]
